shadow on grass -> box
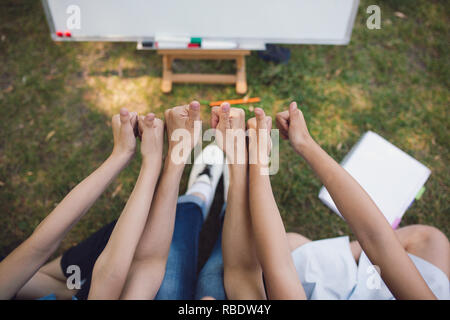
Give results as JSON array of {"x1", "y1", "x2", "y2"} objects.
[{"x1": 0, "y1": 1, "x2": 225, "y2": 263}]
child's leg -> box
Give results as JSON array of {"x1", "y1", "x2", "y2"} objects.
[
  {"x1": 36, "y1": 256, "x2": 67, "y2": 282},
  {"x1": 396, "y1": 225, "x2": 449, "y2": 277},
  {"x1": 157, "y1": 144, "x2": 223, "y2": 300},
  {"x1": 350, "y1": 225, "x2": 449, "y2": 277},
  {"x1": 155, "y1": 195, "x2": 206, "y2": 300},
  {"x1": 195, "y1": 205, "x2": 226, "y2": 300},
  {"x1": 287, "y1": 233, "x2": 312, "y2": 251},
  {"x1": 16, "y1": 221, "x2": 117, "y2": 300},
  {"x1": 15, "y1": 257, "x2": 72, "y2": 300}
]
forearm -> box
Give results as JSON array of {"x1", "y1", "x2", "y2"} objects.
[
  {"x1": 223, "y1": 163, "x2": 265, "y2": 299},
  {"x1": 120, "y1": 155, "x2": 184, "y2": 299},
  {"x1": 248, "y1": 164, "x2": 305, "y2": 300},
  {"x1": 133, "y1": 157, "x2": 184, "y2": 261},
  {"x1": 33, "y1": 153, "x2": 130, "y2": 251},
  {"x1": 223, "y1": 163, "x2": 256, "y2": 269},
  {"x1": 89, "y1": 158, "x2": 161, "y2": 299},
  {"x1": 301, "y1": 140, "x2": 393, "y2": 238},
  {"x1": 300, "y1": 140, "x2": 435, "y2": 299},
  {"x1": 0, "y1": 152, "x2": 129, "y2": 300}
]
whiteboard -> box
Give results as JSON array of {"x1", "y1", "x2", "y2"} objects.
[{"x1": 42, "y1": 0, "x2": 359, "y2": 47}]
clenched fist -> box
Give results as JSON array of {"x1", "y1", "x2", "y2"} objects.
[
  {"x1": 111, "y1": 108, "x2": 138, "y2": 160},
  {"x1": 137, "y1": 113, "x2": 164, "y2": 163},
  {"x1": 275, "y1": 101, "x2": 312, "y2": 155},
  {"x1": 211, "y1": 102, "x2": 246, "y2": 164},
  {"x1": 165, "y1": 101, "x2": 201, "y2": 164},
  {"x1": 247, "y1": 108, "x2": 272, "y2": 167}
]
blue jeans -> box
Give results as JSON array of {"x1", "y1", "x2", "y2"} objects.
[{"x1": 155, "y1": 195, "x2": 227, "y2": 300}]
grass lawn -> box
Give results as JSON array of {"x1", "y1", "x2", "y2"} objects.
[{"x1": 0, "y1": 0, "x2": 449, "y2": 259}]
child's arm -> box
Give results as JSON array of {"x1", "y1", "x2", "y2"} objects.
[
  {"x1": 276, "y1": 102, "x2": 436, "y2": 300},
  {"x1": 212, "y1": 103, "x2": 266, "y2": 300},
  {"x1": 247, "y1": 109, "x2": 306, "y2": 300},
  {"x1": 119, "y1": 101, "x2": 201, "y2": 300},
  {"x1": 0, "y1": 109, "x2": 138, "y2": 300},
  {"x1": 88, "y1": 113, "x2": 164, "y2": 300}
]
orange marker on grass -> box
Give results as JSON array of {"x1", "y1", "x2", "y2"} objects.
[{"x1": 209, "y1": 97, "x2": 260, "y2": 107}]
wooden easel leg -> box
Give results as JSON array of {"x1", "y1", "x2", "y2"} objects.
[
  {"x1": 161, "y1": 55, "x2": 173, "y2": 93},
  {"x1": 235, "y1": 56, "x2": 247, "y2": 94}
]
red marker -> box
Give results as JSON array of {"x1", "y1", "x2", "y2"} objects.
[
  {"x1": 56, "y1": 31, "x2": 63, "y2": 37},
  {"x1": 188, "y1": 43, "x2": 200, "y2": 48},
  {"x1": 65, "y1": 31, "x2": 72, "y2": 37}
]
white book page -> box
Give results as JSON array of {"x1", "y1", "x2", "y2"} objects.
[{"x1": 318, "y1": 131, "x2": 431, "y2": 226}]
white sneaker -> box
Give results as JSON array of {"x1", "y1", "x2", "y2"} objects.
[{"x1": 187, "y1": 143, "x2": 224, "y2": 217}]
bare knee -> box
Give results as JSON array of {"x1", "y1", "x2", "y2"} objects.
[
  {"x1": 396, "y1": 224, "x2": 450, "y2": 277},
  {"x1": 398, "y1": 225, "x2": 449, "y2": 250},
  {"x1": 286, "y1": 232, "x2": 311, "y2": 251}
]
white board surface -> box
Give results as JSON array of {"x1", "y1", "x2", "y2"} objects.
[
  {"x1": 42, "y1": 0, "x2": 359, "y2": 47},
  {"x1": 318, "y1": 131, "x2": 431, "y2": 227}
]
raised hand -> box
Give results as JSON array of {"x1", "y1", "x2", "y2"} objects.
[
  {"x1": 112, "y1": 108, "x2": 138, "y2": 159},
  {"x1": 164, "y1": 101, "x2": 201, "y2": 163},
  {"x1": 89, "y1": 112, "x2": 163, "y2": 300},
  {"x1": 247, "y1": 108, "x2": 272, "y2": 167},
  {"x1": 211, "y1": 102, "x2": 246, "y2": 163},
  {"x1": 137, "y1": 113, "x2": 164, "y2": 162},
  {"x1": 0, "y1": 108, "x2": 142, "y2": 300},
  {"x1": 247, "y1": 108, "x2": 307, "y2": 300},
  {"x1": 275, "y1": 101, "x2": 312, "y2": 155}
]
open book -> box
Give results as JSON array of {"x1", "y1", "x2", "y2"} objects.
[{"x1": 318, "y1": 131, "x2": 431, "y2": 228}]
